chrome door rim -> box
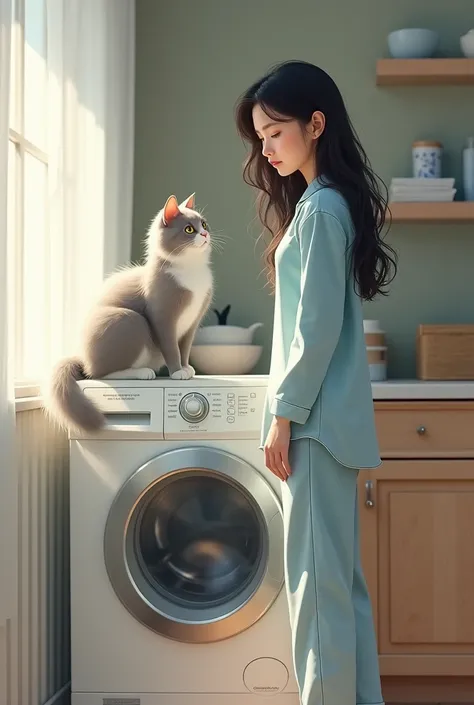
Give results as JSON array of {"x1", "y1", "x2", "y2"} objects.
[{"x1": 104, "y1": 447, "x2": 284, "y2": 643}]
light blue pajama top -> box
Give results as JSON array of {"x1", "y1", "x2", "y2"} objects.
[{"x1": 260, "y1": 176, "x2": 381, "y2": 469}]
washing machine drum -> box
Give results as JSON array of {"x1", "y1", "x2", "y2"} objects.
[
  {"x1": 104, "y1": 447, "x2": 284, "y2": 644},
  {"x1": 140, "y1": 474, "x2": 261, "y2": 603}
]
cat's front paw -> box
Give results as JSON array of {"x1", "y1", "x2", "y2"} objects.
[
  {"x1": 171, "y1": 367, "x2": 194, "y2": 380},
  {"x1": 134, "y1": 367, "x2": 156, "y2": 380},
  {"x1": 183, "y1": 364, "x2": 195, "y2": 378}
]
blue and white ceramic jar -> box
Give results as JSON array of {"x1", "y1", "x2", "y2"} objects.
[{"x1": 412, "y1": 140, "x2": 442, "y2": 178}]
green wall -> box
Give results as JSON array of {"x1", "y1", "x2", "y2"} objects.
[{"x1": 133, "y1": 0, "x2": 474, "y2": 378}]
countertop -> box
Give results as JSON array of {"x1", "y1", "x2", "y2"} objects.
[{"x1": 371, "y1": 379, "x2": 474, "y2": 399}]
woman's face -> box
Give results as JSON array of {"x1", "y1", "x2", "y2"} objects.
[{"x1": 252, "y1": 104, "x2": 321, "y2": 183}]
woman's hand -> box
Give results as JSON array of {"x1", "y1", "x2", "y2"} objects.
[{"x1": 264, "y1": 416, "x2": 292, "y2": 481}]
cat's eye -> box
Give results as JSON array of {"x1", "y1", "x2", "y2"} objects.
[
  {"x1": 185, "y1": 225, "x2": 196, "y2": 234},
  {"x1": 202, "y1": 220, "x2": 208, "y2": 230}
]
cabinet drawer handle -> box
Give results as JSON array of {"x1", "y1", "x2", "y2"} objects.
[
  {"x1": 416, "y1": 425, "x2": 426, "y2": 435},
  {"x1": 365, "y1": 480, "x2": 374, "y2": 508}
]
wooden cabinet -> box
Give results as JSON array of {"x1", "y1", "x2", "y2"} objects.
[{"x1": 358, "y1": 401, "x2": 474, "y2": 679}]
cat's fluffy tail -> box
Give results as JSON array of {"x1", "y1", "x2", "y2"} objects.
[{"x1": 45, "y1": 356, "x2": 105, "y2": 433}]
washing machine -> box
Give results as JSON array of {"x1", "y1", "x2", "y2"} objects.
[{"x1": 69, "y1": 375, "x2": 299, "y2": 705}]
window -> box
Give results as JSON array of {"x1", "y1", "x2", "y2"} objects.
[
  {"x1": 8, "y1": 0, "x2": 48, "y2": 393},
  {"x1": 6, "y1": 1, "x2": 135, "y2": 404}
]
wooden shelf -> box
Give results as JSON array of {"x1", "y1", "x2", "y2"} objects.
[
  {"x1": 376, "y1": 58, "x2": 474, "y2": 85},
  {"x1": 388, "y1": 201, "x2": 474, "y2": 222}
]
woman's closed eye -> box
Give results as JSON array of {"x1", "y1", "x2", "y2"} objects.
[{"x1": 259, "y1": 132, "x2": 281, "y2": 141}]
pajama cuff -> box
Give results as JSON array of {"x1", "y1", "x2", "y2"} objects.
[{"x1": 270, "y1": 397, "x2": 310, "y2": 424}]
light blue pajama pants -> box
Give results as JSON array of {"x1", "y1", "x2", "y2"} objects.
[{"x1": 281, "y1": 438, "x2": 384, "y2": 705}]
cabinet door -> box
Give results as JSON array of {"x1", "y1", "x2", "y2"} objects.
[{"x1": 358, "y1": 461, "x2": 474, "y2": 677}]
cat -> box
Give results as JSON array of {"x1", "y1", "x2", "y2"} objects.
[{"x1": 45, "y1": 193, "x2": 214, "y2": 433}]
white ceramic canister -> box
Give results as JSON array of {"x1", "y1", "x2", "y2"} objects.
[{"x1": 412, "y1": 140, "x2": 442, "y2": 178}]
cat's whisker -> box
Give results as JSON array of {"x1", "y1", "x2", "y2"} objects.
[{"x1": 209, "y1": 234, "x2": 227, "y2": 244}]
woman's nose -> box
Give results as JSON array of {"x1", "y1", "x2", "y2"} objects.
[{"x1": 262, "y1": 140, "x2": 272, "y2": 157}]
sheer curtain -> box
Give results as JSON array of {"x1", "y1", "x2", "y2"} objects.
[
  {"x1": 46, "y1": 0, "x2": 135, "y2": 366},
  {"x1": 0, "y1": 0, "x2": 18, "y2": 697}
]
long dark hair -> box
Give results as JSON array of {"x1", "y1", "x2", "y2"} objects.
[{"x1": 235, "y1": 60, "x2": 397, "y2": 300}]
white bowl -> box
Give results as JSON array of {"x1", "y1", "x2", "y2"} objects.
[
  {"x1": 194, "y1": 323, "x2": 263, "y2": 345},
  {"x1": 461, "y1": 30, "x2": 474, "y2": 58},
  {"x1": 388, "y1": 28, "x2": 439, "y2": 58},
  {"x1": 190, "y1": 345, "x2": 263, "y2": 375}
]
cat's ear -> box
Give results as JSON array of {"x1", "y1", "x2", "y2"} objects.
[
  {"x1": 180, "y1": 193, "x2": 195, "y2": 210},
  {"x1": 162, "y1": 195, "x2": 181, "y2": 226}
]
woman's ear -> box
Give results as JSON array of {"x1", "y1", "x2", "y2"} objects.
[{"x1": 310, "y1": 111, "x2": 325, "y2": 140}]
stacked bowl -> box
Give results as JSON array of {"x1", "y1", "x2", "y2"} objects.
[{"x1": 190, "y1": 305, "x2": 263, "y2": 375}]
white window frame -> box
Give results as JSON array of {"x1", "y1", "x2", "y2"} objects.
[{"x1": 9, "y1": 0, "x2": 48, "y2": 405}]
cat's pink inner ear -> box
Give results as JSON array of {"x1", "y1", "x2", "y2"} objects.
[
  {"x1": 162, "y1": 195, "x2": 180, "y2": 226},
  {"x1": 180, "y1": 193, "x2": 195, "y2": 210}
]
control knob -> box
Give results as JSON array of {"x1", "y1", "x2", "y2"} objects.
[{"x1": 179, "y1": 393, "x2": 209, "y2": 423}]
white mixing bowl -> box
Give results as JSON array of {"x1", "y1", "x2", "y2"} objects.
[
  {"x1": 190, "y1": 345, "x2": 263, "y2": 375},
  {"x1": 194, "y1": 322, "x2": 263, "y2": 345}
]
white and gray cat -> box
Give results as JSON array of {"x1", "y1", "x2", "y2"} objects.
[{"x1": 45, "y1": 193, "x2": 214, "y2": 433}]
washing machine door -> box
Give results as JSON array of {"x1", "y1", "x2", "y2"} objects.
[{"x1": 104, "y1": 447, "x2": 284, "y2": 643}]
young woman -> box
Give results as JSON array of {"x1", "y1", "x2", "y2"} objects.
[{"x1": 235, "y1": 60, "x2": 397, "y2": 705}]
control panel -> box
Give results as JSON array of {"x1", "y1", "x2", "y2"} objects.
[{"x1": 164, "y1": 387, "x2": 267, "y2": 438}]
